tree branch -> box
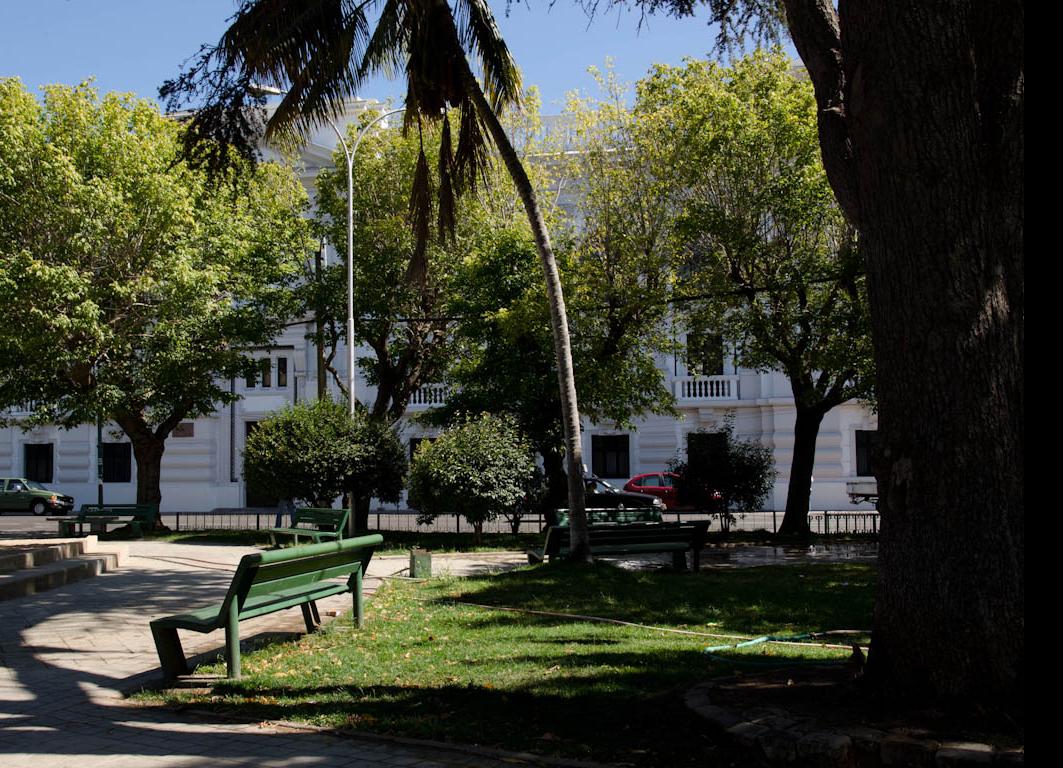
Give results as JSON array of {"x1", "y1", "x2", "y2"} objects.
[{"x1": 782, "y1": 0, "x2": 861, "y2": 226}]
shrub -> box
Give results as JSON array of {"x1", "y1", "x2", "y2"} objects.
[
  {"x1": 671, "y1": 423, "x2": 776, "y2": 531},
  {"x1": 408, "y1": 414, "x2": 540, "y2": 539},
  {"x1": 242, "y1": 399, "x2": 406, "y2": 508}
]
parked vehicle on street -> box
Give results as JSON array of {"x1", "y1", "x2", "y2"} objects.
[
  {"x1": 585, "y1": 476, "x2": 665, "y2": 510},
  {"x1": 624, "y1": 472, "x2": 722, "y2": 510},
  {"x1": 0, "y1": 478, "x2": 75, "y2": 515},
  {"x1": 623, "y1": 472, "x2": 683, "y2": 509}
]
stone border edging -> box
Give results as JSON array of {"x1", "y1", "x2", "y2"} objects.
[{"x1": 684, "y1": 682, "x2": 1023, "y2": 767}]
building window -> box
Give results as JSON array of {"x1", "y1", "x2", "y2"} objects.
[
  {"x1": 686, "y1": 333, "x2": 725, "y2": 376},
  {"x1": 245, "y1": 367, "x2": 256, "y2": 389},
  {"x1": 277, "y1": 357, "x2": 288, "y2": 388},
  {"x1": 687, "y1": 431, "x2": 728, "y2": 465},
  {"x1": 259, "y1": 358, "x2": 272, "y2": 388},
  {"x1": 172, "y1": 422, "x2": 195, "y2": 438},
  {"x1": 592, "y1": 434, "x2": 630, "y2": 478},
  {"x1": 24, "y1": 443, "x2": 53, "y2": 483},
  {"x1": 102, "y1": 443, "x2": 132, "y2": 483},
  {"x1": 855, "y1": 430, "x2": 878, "y2": 477}
]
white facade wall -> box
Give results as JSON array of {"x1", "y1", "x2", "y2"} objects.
[
  {"x1": 0, "y1": 100, "x2": 877, "y2": 513},
  {"x1": 1, "y1": 323, "x2": 877, "y2": 512}
]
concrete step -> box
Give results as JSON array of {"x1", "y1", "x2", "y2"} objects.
[
  {"x1": 0, "y1": 540, "x2": 90, "y2": 573},
  {"x1": 0, "y1": 538, "x2": 128, "y2": 601}
]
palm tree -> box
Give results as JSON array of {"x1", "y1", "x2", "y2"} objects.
[{"x1": 161, "y1": 0, "x2": 592, "y2": 560}]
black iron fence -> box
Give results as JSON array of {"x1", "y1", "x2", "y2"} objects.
[{"x1": 166, "y1": 508, "x2": 879, "y2": 536}]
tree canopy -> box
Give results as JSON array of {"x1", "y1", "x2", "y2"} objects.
[
  {"x1": 0, "y1": 78, "x2": 311, "y2": 505},
  {"x1": 638, "y1": 51, "x2": 873, "y2": 533}
]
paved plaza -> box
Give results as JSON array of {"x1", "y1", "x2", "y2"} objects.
[{"x1": 0, "y1": 534, "x2": 532, "y2": 768}]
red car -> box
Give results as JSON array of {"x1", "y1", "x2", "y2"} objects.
[
  {"x1": 624, "y1": 472, "x2": 723, "y2": 510},
  {"x1": 623, "y1": 472, "x2": 684, "y2": 509}
]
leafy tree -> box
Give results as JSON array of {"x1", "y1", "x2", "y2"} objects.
[
  {"x1": 617, "y1": 0, "x2": 1023, "y2": 715},
  {"x1": 408, "y1": 413, "x2": 539, "y2": 542},
  {"x1": 243, "y1": 399, "x2": 406, "y2": 509},
  {"x1": 430, "y1": 226, "x2": 673, "y2": 515},
  {"x1": 670, "y1": 425, "x2": 776, "y2": 532},
  {"x1": 162, "y1": 0, "x2": 594, "y2": 561},
  {"x1": 0, "y1": 79, "x2": 311, "y2": 511},
  {"x1": 638, "y1": 52, "x2": 873, "y2": 536}
]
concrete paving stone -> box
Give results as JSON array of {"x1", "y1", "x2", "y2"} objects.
[{"x1": 0, "y1": 540, "x2": 531, "y2": 768}]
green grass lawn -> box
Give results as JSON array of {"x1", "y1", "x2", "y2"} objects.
[{"x1": 145, "y1": 561, "x2": 875, "y2": 765}]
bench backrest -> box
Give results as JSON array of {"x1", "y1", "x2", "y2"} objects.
[
  {"x1": 79, "y1": 503, "x2": 158, "y2": 520},
  {"x1": 291, "y1": 506, "x2": 350, "y2": 531},
  {"x1": 224, "y1": 534, "x2": 382, "y2": 616},
  {"x1": 544, "y1": 521, "x2": 708, "y2": 558},
  {"x1": 555, "y1": 507, "x2": 663, "y2": 526}
]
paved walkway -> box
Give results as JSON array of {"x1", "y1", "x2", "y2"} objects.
[{"x1": 0, "y1": 541, "x2": 529, "y2": 768}]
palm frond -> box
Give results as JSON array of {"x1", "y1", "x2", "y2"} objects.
[
  {"x1": 359, "y1": 0, "x2": 408, "y2": 83},
  {"x1": 436, "y1": 113, "x2": 457, "y2": 238},
  {"x1": 453, "y1": 0, "x2": 523, "y2": 110},
  {"x1": 161, "y1": 0, "x2": 372, "y2": 169},
  {"x1": 408, "y1": 136, "x2": 433, "y2": 286},
  {"x1": 453, "y1": 100, "x2": 491, "y2": 194}
]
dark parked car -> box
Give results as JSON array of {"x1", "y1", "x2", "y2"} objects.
[{"x1": 0, "y1": 478, "x2": 75, "y2": 515}]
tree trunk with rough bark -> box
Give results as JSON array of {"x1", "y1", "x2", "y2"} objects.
[
  {"x1": 778, "y1": 404, "x2": 826, "y2": 536},
  {"x1": 457, "y1": 60, "x2": 591, "y2": 562},
  {"x1": 114, "y1": 417, "x2": 167, "y2": 526},
  {"x1": 783, "y1": 0, "x2": 1023, "y2": 711}
]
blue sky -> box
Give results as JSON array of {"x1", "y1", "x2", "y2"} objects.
[{"x1": 0, "y1": 0, "x2": 735, "y2": 112}]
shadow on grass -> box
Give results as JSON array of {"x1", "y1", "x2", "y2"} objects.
[
  {"x1": 197, "y1": 658, "x2": 793, "y2": 766},
  {"x1": 432, "y1": 560, "x2": 876, "y2": 636}
]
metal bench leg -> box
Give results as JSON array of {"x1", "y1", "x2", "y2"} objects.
[
  {"x1": 151, "y1": 624, "x2": 190, "y2": 679},
  {"x1": 672, "y1": 551, "x2": 687, "y2": 571},
  {"x1": 310, "y1": 601, "x2": 321, "y2": 624},
  {"x1": 58, "y1": 521, "x2": 75, "y2": 537},
  {"x1": 300, "y1": 603, "x2": 317, "y2": 633},
  {"x1": 351, "y1": 565, "x2": 364, "y2": 628},
  {"x1": 225, "y1": 602, "x2": 241, "y2": 679}
]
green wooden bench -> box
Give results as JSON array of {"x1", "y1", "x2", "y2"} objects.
[
  {"x1": 150, "y1": 534, "x2": 382, "y2": 680},
  {"x1": 267, "y1": 506, "x2": 350, "y2": 547},
  {"x1": 527, "y1": 521, "x2": 709, "y2": 571},
  {"x1": 555, "y1": 506, "x2": 663, "y2": 526},
  {"x1": 49, "y1": 503, "x2": 159, "y2": 537}
]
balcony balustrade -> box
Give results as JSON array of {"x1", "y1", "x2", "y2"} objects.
[
  {"x1": 673, "y1": 375, "x2": 739, "y2": 403},
  {"x1": 406, "y1": 383, "x2": 449, "y2": 410}
]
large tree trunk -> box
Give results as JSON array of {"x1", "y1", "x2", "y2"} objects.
[
  {"x1": 114, "y1": 417, "x2": 167, "y2": 527},
  {"x1": 784, "y1": 0, "x2": 1023, "y2": 711},
  {"x1": 777, "y1": 404, "x2": 826, "y2": 537},
  {"x1": 457, "y1": 60, "x2": 591, "y2": 562}
]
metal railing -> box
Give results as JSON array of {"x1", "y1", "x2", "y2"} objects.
[{"x1": 165, "y1": 507, "x2": 879, "y2": 536}]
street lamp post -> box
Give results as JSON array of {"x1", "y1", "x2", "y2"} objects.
[
  {"x1": 326, "y1": 109, "x2": 403, "y2": 415},
  {"x1": 248, "y1": 85, "x2": 402, "y2": 414}
]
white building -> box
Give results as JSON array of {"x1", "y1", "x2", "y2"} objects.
[{"x1": 0, "y1": 100, "x2": 877, "y2": 513}]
